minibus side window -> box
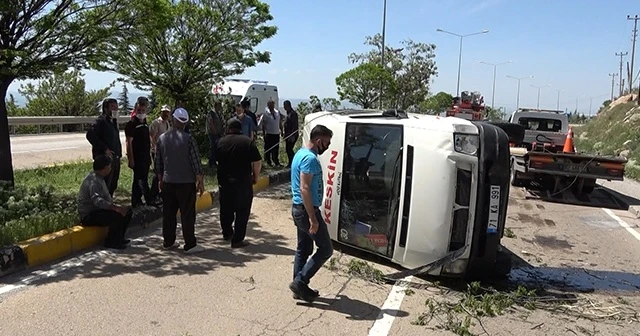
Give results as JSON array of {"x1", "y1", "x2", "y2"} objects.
[{"x1": 338, "y1": 123, "x2": 403, "y2": 257}]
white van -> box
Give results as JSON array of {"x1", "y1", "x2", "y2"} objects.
[
  {"x1": 302, "y1": 109, "x2": 514, "y2": 279},
  {"x1": 212, "y1": 79, "x2": 280, "y2": 116}
]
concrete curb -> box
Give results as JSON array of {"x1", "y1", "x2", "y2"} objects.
[{"x1": 0, "y1": 169, "x2": 291, "y2": 278}]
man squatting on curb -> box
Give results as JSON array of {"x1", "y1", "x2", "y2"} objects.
[{"x1": 289, "y1": 124, "x2": 335, "y2": 303}]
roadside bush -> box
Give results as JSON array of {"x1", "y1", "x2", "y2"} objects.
[{"x1": 0, "y1": 182, "x2": 77, "y2": 247}]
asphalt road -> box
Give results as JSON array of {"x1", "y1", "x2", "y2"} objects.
[
  {"x1": 1, "y1": 184, "x2": 640, "y2": 335},
  {"x1": 10, "y1": 132, "x2": 126, "y2": 169}
]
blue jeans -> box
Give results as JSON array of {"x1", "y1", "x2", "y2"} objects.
[
  {"x1": 208, "y1": 133, "x2": 220, "y2": 168},
  {"x1": 292, "y1": 205, "x2": 334, "y2": 286}
]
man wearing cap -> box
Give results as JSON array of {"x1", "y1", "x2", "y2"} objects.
[
  {"x1": 86, "y1": 98, "x2": 123, "y2": 197},
  {"x1": 206, "y1": 101, "x2": 225, "y2": 170},
  {"x1": 78, "y1": 154, "x2": 133, "y2": 250},
  {"x1": 149, "y1": 105, "x2": 171, "y2": 201},
  {"x1": 155, "y1": 107, "x2": 206, "y2": 253},
  {"x1": 216, "y1": 118, "x2": 262, "y2": 248}
]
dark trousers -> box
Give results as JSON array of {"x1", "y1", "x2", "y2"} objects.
[
  {"x1": 150, "y1": 152, "x2": 160, "y2": 200},
  {"x1": 292, "y1": 205, "x2": 334, "y2": 286},
  {"x1": 82, "y1": 208, "x2": 132, "y2": 245},
  {"x1": 104, "y1": 156, "x2": 121, "y2": 197},
  {"x1": 208, "y1": 134, "x2": 220, "y2": 169},
  {"x1": 131, "y1": 160, "x2": 151, "y2": 208},
  {"x1": 219, "y1": 182, "x2": 253, "y2": 244},
  {"x1": 162, "y1": 182, "x2": 197, "y2": 250},
  {"x1": 264, "y1": 133, "x2": 280, "y2": 165},
  {"x1": 285, "y1": 135, "x2": 298, "y2": 166}
]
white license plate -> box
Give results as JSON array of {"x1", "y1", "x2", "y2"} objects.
[{"x1": 487, "y1": 185, "x2": 501, "y2": 233}]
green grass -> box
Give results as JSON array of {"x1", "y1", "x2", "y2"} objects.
[{"x1": 574, "y1": 101, "x2": 640, "y2": 179}]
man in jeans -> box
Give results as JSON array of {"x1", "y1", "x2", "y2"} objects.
[
  {"x1": 77, "y1": 155, "x2": 133, "y2": 250},
  {"x1": 86, "y1": 98, "x2": 122, "y2": 197},
  {"x1": 289, "y1": 124, "x2": 334, "y2": 303},
  {"x1": 155, "y1": 107, "x2": 206, "y2": 254}
]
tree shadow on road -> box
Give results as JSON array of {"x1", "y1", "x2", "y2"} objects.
[
  {"x1": 16, "y1": 207, "x2": 295, "y2": 287},
  {"x1": 296, "y1": 294, "x2": 409, "y2": 321}
]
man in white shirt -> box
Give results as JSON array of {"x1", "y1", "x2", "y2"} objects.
[
  {"x1": 149, "y1": 105, "x2": 171, "y2": 201},
  {"x1": 258, "y1": 100, "x2": 284, "y2": 167}
]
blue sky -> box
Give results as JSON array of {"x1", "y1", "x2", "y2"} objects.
[{"x1": 8, "y1": 0, "x2": 638, "y2": 114}]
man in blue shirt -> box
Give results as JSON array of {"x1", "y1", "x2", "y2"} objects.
[
  {"x1": 289, "y1": 124, "x2": 334, "y2": 303},
  {"x1": 234, "y1": 103, "x2": 256, "y2": 140}
]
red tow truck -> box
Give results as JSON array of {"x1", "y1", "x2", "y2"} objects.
[{"x1": 446, "y1": 91, "x2": 485, "y2": 121}]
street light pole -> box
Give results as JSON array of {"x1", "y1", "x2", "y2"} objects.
[
  {"x1": 555, "y1": 89, "x2": 561, "y2": 110},
  {"x1": 530, "y1": 84, "x2": 551, "y2": 109},
  {"x1": 506, "y1": 75, "x2": 533, "y2": 109},
  {"x1": 378, "y1": 0, "x2": 387, "y2": 109},
  {"x1": 436, "y1": 28, "x2": 489, "y2": 97},
  {"x1": 479, "y1": 61, "x2": 512, "y2": 109}
]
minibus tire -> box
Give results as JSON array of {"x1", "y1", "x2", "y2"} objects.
[
  {"x1": 487, "y1": 122, "x2": 525, "y2": 146},
  {"x1": 493, "y1": 250, "x2": 513, "y2": 278}
]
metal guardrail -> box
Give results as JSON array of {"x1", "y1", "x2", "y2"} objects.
[
  {"x1": 8, "y1": 116, "x2": 127, "y2": 126},
  {"x1": 8, "y1": 116, "x2": 127, "y2": 135}
]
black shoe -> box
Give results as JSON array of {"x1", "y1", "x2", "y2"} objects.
[
  {"x1": 223, "y1": 235, "x2": 232, "y2": 241},
  {"x1": 289, "y1": 281, "x2": 316, "y2": 303},
  {"x1": 293, "y1": 288, "x2": 319, "y2": 300},
  {"x1": 231, "y1": 241, "x2": 249, "y2": 248}
]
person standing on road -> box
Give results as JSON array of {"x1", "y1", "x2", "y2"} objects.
[
  {"x1": 125, "y1": 97, "x2": 155, "y2": 208},
  {"x1": 289, "y1": 124, "x2": 334, "y2": 303},
  {"x1": 77, "y1": 155, "x2": 133, "y2": 250},
  {"x1": 234, "y1": 103, "x2": 256, "y2": 140},
  {"x1": 258, "y1": 100, "x2": 284, "y2": 167},
  {"x1": 216, "y1": 118, "x2": 262, "y2": 248},
  {"x1": 282, "y1": 100, "x2": 299, "y2": 168},
  {"x1": 241, "y1": 99, "x2": 258, "y2": 138},
  {"x1": 206, "y1": 101, "x2": 225, "y2": 171},
  {"x1": 149, "y1": 105, "x2": 171, "y2": 202},
  {"x1": 155, "y1": 107, "x2": 206, "y2": 254},
  {"x1": 86, "y1": 98, "x2": 123, "y2": 197}
]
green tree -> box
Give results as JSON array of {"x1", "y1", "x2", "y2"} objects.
[
  {"x1": 348, "y1": 34, "x2": 438, "y2": 111},
  {"x1": 118, "y1": 82, "x2": 131, "y2": 114},
  {"x1": 0, "y1": 0, "x2": 165, "y2": 184},
  {"x1": 97, "y1": 0, "x2": 277, "y2": 106},
  {"x1": 336, "y1": 62, "x2": 395, "y2": 109},
  {"x1": 17, "y1": 70, "x2": 113, "y2": 117},
  {"x1": 6, "y1": 94, "x2": 22, "y2": 116},
  {"x1": 322, "y1": 97, "x2": 341, "y2": 110},
  {"x1": 420, "y1": 91, "x2": 453, "y2": 114},
  {"x1": 483, "y1": 106, "x2": 504, "y2": 121}
]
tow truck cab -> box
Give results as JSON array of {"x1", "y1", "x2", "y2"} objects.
[{"x1": 302, "y1": 109, "x2": 513, "y2": 279}]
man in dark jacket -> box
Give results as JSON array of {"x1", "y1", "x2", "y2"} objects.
[
  {"x1": 283, "y1": 100, "x2": 299, "y2": 168},
  {"x1": 86, "y1": 98, "x2": 123, "y2": 197},
  {"x1": 216, "y1": 118, "x2": 262, "y2": 248},
  {"x1": 125, "y1": 97, "x2": 154, "y2": 208}
]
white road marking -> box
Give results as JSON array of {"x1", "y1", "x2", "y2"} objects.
[
  {"x1": 368, "y1": 276, "x2": 413, "y2": 336},
  {"x1": 603, "y1": 208, "x2": 640, "y2": 242},
  {"x1": 12, "y1": 146, "x2": 80, "y2": 154}
]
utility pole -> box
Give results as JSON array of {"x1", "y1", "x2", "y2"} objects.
[
  {"x1": 616, "y1": 51, "x2": 628, "y2": 96},
  {"x1": 610, "y1": 73, "x2": 619, "y2": 101},
  {"x1": 437, "y1": 28, "x2": 489, "y2": 97},
  {"x1": 479, "y1": 61, "x2": 512, "y2": 109},
  {"x1": 506, "y1": 75, "x2": 533, "y2": 109},
  {"x1": 378, "y1": 0, "x2": 387, "y2": 109},
  {"x1": 555, "y1": 89, "x2": 561, "y2": 110},
  {"x1": 531, "y1": 84, "x2": 550, "y2": 109},
  {"x1": 627, "y1": 15, "x2": 638, "y2": 100},
  {"x1": 589, "y1": 97, "x2": 593, "y2": 116}
]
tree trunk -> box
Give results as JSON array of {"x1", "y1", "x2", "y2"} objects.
[{"x1": 0, "y1": 78, "x2": 15, "y2": 186}]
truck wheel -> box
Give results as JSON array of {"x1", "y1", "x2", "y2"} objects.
[
  {"x1": 493, "y1": 250, "x2": 513, "y2": 278},
  {"x1": 488, "y1": 122, "x2": 525, "y2": 146},
  {"x1": 510, "y1": 160, "x2": 523, "y2": 187}
]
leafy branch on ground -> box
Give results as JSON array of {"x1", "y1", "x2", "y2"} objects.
[
  {"x1": 411, "y1": 281, "x2": 639, "y2": 336},
  {"x1": 504, "y1": 228, "x2": 517, "y2": 239},
  {"x1": 323, "y1": 255, "x2": 386, "y2": 285}
]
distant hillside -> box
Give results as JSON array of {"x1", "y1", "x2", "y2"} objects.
[{"x1": 574, "y1": 93, "x2": 640, "y2": 179}]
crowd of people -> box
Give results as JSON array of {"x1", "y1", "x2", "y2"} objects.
[{"x1": 78, "y1": 96, "x2": 334, "y2": 303}]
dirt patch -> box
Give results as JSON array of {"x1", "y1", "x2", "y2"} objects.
[
  {"x1": 516, "y1": 213, "x2": 545, "y2": 226},
  {"x1": 522, "y1": 235, "x2": 574, "y2": 250},
  {"x1": 544, "y1": 219, "x2": 556, "y2": 226},
  {"x1": 536, "y1": 204, "x2": 545, "y2": 210},
  {"x1": 522, "y1": 202, "x2": 534, "y2": 210}
]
